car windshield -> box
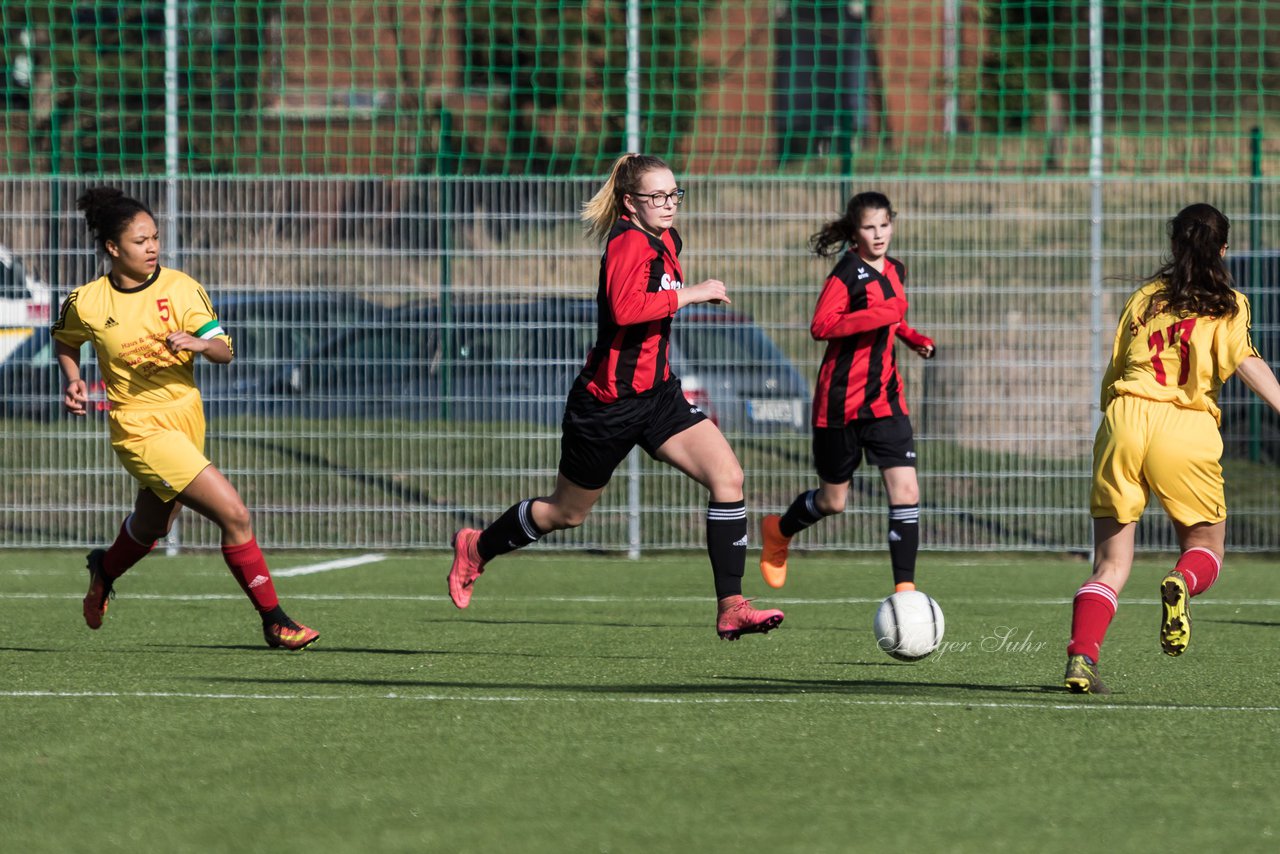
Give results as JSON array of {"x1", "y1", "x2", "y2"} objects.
[
  {"x1": 447, "y1": 313, "x2": 593, "y2": 368},
  {"x1": 224, "y1": 298, "x2": 376, "y2": 359},
  {"x1": 335, "y1": 320, "x2": 436, "y2": 363}
]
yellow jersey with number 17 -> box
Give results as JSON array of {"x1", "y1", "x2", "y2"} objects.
[
  {"x1": 1099, "y1": 281, "x2": 1258, "y2": 425},
  {"x1": 51, "y1": 266, "x2": 233, "y2": 409}
]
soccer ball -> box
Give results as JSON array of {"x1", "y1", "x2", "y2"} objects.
[{"x1": 873, "y1": 590, "x2": 945, "y2": 662}]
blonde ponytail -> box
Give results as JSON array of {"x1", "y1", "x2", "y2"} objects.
[{"x1": 581, "y1": 153, "x2": 669, "y2": 243}]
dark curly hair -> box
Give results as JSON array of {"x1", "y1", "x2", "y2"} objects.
[
  {"x1": 1146, "y1": 203, "x2": 1237, "y2": 320},
  {"x1": 76, "y1": 186, "x2": 155, "y2": 253},
  {"x1": 809, "y1": 191, "x2": 896, "y2": 258}
]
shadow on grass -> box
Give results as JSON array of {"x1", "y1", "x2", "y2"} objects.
[
  {"x1": 189, "y1": 672, "x2": 1063, "y2": 697},
  {"x1": 710, "y1": 673, "x2": 1063, "y2": 696},
  {"x1": 144, "y1": 643, "x2": 431, "y2": 655},
  {"x1": 1201, "y1": 617, "x2": 1280, "y2": 628},
  {"x1": 144, "y1": 642, "x2": 664, "y2": 661},
  {"x1": 427, "y1": 617, "x2": 903, "y2": 634}
]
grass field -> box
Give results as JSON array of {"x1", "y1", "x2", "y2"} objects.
[{"x1": 2, "y1": 548, "x2": 1279, "y2": 853}]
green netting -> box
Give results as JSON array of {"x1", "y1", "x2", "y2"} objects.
[{"x1": 1, "y1": 1, "x2": 1279, "y2": 177}]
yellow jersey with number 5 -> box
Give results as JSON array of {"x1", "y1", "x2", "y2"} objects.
[
  {"x1": 51, "y1": 266, "x2": 233, "y2": 409},
  {"x1": 1100, "y1": 281, "x2": 1258, "y2": 424}
]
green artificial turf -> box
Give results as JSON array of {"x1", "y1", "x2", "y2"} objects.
[{"x1": 1, "y1": 549, "x2": 1278, "y2": 853}]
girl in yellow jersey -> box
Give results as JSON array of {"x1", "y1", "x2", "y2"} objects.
[
  {"x1": 1064, "y1": 203, "x2": 1280, "y2": 694},
  {"x1": 52, "y1": 187, "x2": 318, "y2": 650}
]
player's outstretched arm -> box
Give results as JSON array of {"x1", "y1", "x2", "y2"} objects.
[{"x1": 1235, "y1": 356, "x2": 1280, "y2": 414}]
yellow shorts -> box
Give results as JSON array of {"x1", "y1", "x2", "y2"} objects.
[
  {"x1": 1090, "y1": 394, "x2": 1225, "y2": 526},
  {"x1": 108, "y1": 389, "x2": 211, "y2": 502}
]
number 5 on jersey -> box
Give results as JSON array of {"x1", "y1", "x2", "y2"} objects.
[{"x1": 157, "y1": 297, "x2": 171, "y2": 322}]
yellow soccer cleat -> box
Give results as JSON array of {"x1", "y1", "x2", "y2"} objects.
[
  {"x1": 1064, "y1": 654, "x2": 1111, "y2": 695},
  {"x1": 1160, "y1": 570, "x2": 1191, "y2": 657}
]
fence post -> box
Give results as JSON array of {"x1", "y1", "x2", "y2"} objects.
[
  {"x1": 438, "y1": 108, "x2": 455, "y2": 421},
  {"x1": 1248, "y1": 125, "x2": 1263, "y2": 462}
]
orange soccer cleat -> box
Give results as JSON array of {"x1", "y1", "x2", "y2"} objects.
[
  {"x1": 759, "y1": 514, "x2": 791, "y2": 589},
  {"x1": 448, "y1": 528, "x2": 486, "y2": 609},
  {"x1": 263, "y1": 620, "x2": 320, "y2": 651}
]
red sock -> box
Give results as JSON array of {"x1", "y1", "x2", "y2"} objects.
[
  {"x1": 102, "y1": 517, "x2": 155, "y2": 580},
  {"x1": 221, "y1": 537, "x2": 279, "y2": 612},
  {"x1": 1067, "y1": 582, "x2": 1118, "y2": 662},
  {"x1": 1175, "y1": 547, "x2": 1221, "y2": 597}
]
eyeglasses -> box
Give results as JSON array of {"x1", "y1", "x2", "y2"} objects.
[{"x1": 633, "y1": 189, "x2": 685, "y2": 207}]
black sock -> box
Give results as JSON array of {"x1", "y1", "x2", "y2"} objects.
[
  {"x1": 260, "y1": 605, "x2": 295, "y2": 628},
  {"x1": 707, "y1": 500, "x2": 748, "y2": 599},
  {"x1": 779, "y1": 488, "x2": 835, "y2": 538},
  {"x1": 477, "y1": 498, "x2": 545, "y2": 562},
  {"x1": 888, "y1": 504, "x2": 920, "y2": 586}
]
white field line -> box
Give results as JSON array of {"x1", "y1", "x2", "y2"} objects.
[
  {"x1": 272, "y1": 553, "x2": 386, "y2": 577},
  {"x1": 2, "y1": 592, "x2": 1280, "y2": 607},
  {"x1": 0, "y1": 554, "x2": 389, "y2": 578},
  {"x1": 0, "y1": 689, "x2": 1275, "y2": 714}
]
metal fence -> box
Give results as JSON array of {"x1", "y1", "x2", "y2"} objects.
[{"x1": 1, "y1": 176, "x2": 1277, "y2": 552}]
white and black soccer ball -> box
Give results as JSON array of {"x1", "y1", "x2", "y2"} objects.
[{"x1": 873, "y1": 590, "x2": 945, "y2": 662}]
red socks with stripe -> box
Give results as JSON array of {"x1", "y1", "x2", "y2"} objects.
[
  {"x1": 222, "y1": 537, "x2": 280, "y2": 612},
  {"x1": 103, "y1": 517, "x2": 156, "y2": 580},
  {"x1": 1175, "y1": 547, "x2": 1221, "y2": 596},
  {"x1": 1067, "y1": 550, "x2": 1219, "y2": 663},
  {"x1": 1067, "y1": 581, "x2": 1118, "y2": 663}
]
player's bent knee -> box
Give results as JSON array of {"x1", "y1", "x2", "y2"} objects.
[
  {"x1": 549, "y1": 509, "x2": 590, "y2": 530},
  {"x1": 707, "y1": 466, "x2": 744, "y2": 501},
  {"x1": 219, "y1": 503, "x2": 254, "y2": 538},
  {"x1": 134, "y1": 523, "x2": 170, "y2": 543},
  {"x1": 816, "y1": 494, "x2": 847, "y2": 515}
]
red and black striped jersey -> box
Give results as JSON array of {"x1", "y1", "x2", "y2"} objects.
[
  {"x1": 579, "y1": 216, "x2": 684, "y2": 402},
  {"x1": 810, "y1": 252, "x2": 911, "y2": 426}
]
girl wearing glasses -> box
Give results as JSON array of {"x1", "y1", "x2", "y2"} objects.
[
  {"x1": 759, "y1": 191, "x2": 936, "y2": 595},
  {"x1": 448, "y1": 153, "x2": 784, "y2": 640}
]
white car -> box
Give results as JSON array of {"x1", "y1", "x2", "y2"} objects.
[{"x1": 0, "y1": 245, "x2": 52, "y2": 362}]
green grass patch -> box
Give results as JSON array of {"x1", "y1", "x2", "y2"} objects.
[{"x1": 2, "y1": 549, "x2": 1278, "y2": 852}]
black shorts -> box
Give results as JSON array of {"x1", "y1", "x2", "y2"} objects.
[
  {"x1": 813, "y1": 414, "x2": 916, "y2": 483},
  {"x1": 558, "y1": 378, "x2": 709, "y2": 490}
]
